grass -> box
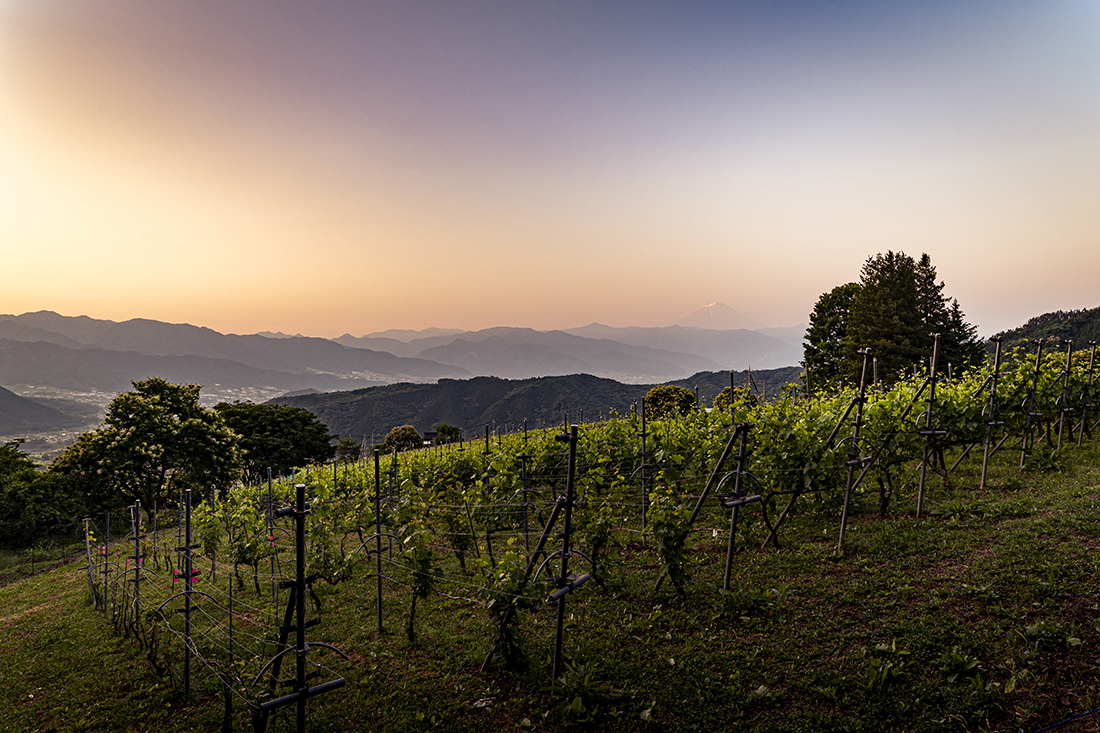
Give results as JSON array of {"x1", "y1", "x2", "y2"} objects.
[{"x1": 5, "y1": 438, "x2": 1100, "y2": 732}]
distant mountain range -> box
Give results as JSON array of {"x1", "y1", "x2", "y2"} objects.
[
  {"x1": 270, "y1": 367, "x2": 803, "y2": 441},
  {"x1": 333, "y1": 323, "x2": 802, "y2": 380},
  {"x1": 0, "y1": 308, "x2": 805, "y2": 440},
  {"x1": 3, "y1": 304, "x2": 1095, "y2": 445},
  {"x1": 674, "y1": 301, "x2": 762, "y2": 330}
]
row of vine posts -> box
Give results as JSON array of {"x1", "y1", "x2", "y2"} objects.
[{"x1": 78, "y1": 334, "x2": 1099, "y2": 730}]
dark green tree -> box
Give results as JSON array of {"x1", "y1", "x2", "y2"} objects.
[
  {"x1": 913, "y1": 253, "x2": 984, "y2": 372},
  {"x1": 0, "y1": 440, "x2": 80, "y2": 547},
  {"x1": 384, "y1": 425, "x2": 423, "y2": 453},
  {"x1": 843, "y1": 251, "x2": 925, "y2": 384},
  {"x1": 713, "y1": 386, "x2": 759, "y2": 412},
  {"x1": 805, "y1": 252, "x2": 983, "y2": 389},
  {"x1": 214, "y1": 401, "x2": 335, "y2": 483},
  {"x1": 803, "y1": 282, "x2": 862, "y2": 389},
  {"x1": 436, "y1": 423, "x2": 462, "y2": 444},
  {"x1": 48, "y1": 430, "x2": 118, "y2": 513},
  {"x1": 644, "y1": 385, "x2": 697, "y2": 420},
  {"x1": 334, "y1": 436, "x2": 362, "y2": 464},
  {"x1": 938, "y1": 298, "x2": 985, "y2": 374},
  {"x1": 52, "y1": 378, "x2": 241, "y2": 510}
]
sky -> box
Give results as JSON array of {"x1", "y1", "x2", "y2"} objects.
[{"x1": 1, "y1": 1, "x2": 1098, "y2": 338}]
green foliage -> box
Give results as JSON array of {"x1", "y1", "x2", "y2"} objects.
[
  {"x1": 1022, "y1": 621, "x2": 1082, "y2": 651},
  {"x1": 716, "y1": 581, "x2": 790, "y2": 623},
  {"x1": 712, "y1": 385, "x2": 759, "y2": 413},
  {"x1": 195, "y1": 483, "x2": 281, "y2": 593},
  {"x1": 644, "y1": 385, "x2": 696, "y2": 420},
  {"x1": 214, "y1": 401, "x2": 334, "y2": 483},
  {"x1": 17, "y1": 346, "x2": 1100, "y2": 731},
  {"x1": 844, "y1": 251, "x2": 926, "y2": 384},
  {"x1": 436, "y1": 423, "x2": 462, "y2": 444},
  {"x1": 806, "y1": 252, "x2": 983, "y2": 390},
  {"x1": 749, "y1": 389, "x2": 849, "y2": 502},
  {"x1": 992, "y1": 305, "x2": 1100, "y2": 351},
  {"x1": 384, "y1": 425, "x2": 422, "y2": 453},
  {"x1": 479, "y1": 542, "x2": 531, "y2": 668},
  {"x1": 398, "y1": 508, "x2": 439, "y2": 645},
  {"x1": 803, "y1": 282, "x2": 861, "y2": 390},
  {"x1": 940, "y1": 647, "x2": 982, "y2": 683},
  {"x1": 334, "y1": 435, "x2": 362, "y2": 464},
  {"x1": 552, "y1": 658, "x2": 610, "y2": 724},
  {"x1": 646, "y1": 486, "x2": 693, "y2": 595},
  {"x1": 572, "y1": 496, "x2": 622, "y2": 589},
  {"x1": 862, "y1": 639, "x2": 910, "y2": 693},
  {"x1": 0, "y1": 440, "x2": 80, "y2": 547},
  {"x1": 51, "y1": 378, "x2": 241, "y2": 511}
]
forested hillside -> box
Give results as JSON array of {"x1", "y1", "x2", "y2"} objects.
[
  {"x1": 269, "y1": 367, "x2": 802, "y2": 439},
  {"x1": 992, "y1": 306, "x2": 1100, "y2": 348}
]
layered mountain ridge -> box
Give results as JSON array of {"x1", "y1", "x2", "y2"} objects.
[{"x1": 0, "y1": 309, "x2": 804, "y2": 440}]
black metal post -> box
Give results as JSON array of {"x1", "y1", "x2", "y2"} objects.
[
  {"x1": 981, "y1": 338, "x2": 1004, "y2": 489},
  {"x1": 83, "y1": 518, "x2": 95, "y2": 603},
  {"x1": 519, "y1": 453, "x2": 531, "y2": 553},
  {"x1": 838, "y1": 349, "x2": 871, "y2": 548},
  {"x1": 210, "y1": 492, "x2": 217, "y2": 583},
  {"x1": 294, "y1": 482, "x2": 307, "y2": 732},
  {"x1": 268, "y1": 467, "x2": 276, "y2": 603},
  {"x1": 1021, "y1": 339, "x2": 1046, "y2": 468},
  {"x1": 184, "y1": 489, "x2": 193, "y2": 696},
  {"x1": 1057, "y1": 341, "x2": 1074, "y2": 450},
  {"x1": 131, "y1": 500, "x2": 142, "y2": 638},
  {"x1": 640, "y1": 400, "x2": 649, "y2": 532},
  {"x1": 152, "y1": 500, "x2": 158, "y2": 571},
  {"x1": 1079, "y1": 342, "x2": 1097, "y2": 447},
  {"x1": 723, "y1": 424, "x2": 751, "y2": 591},
  {"x1": 917, "y1": 335, "x2": 941, "y2": 518},
  {"x1": 103, "y1": 511, "x2": 110, "y2": 619},
  {"x1": 375, "y1": 448, "x2": 383, "y2": 634},
  {"x1": 552, "y1": 425, "x2": 579, "y2": 683}
]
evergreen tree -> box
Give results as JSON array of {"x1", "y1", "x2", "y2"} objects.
[
  {"x1": 912, "y1": 253, "x2": 983, "y2": 373},
  {"x1": 804, "y1": 251, "x2": 984, "y2": 389},
  {"x1": 843, "y1": 251, "x2": 924, "y2": 384},
  {"x1": 803, "y1": 282, "x2": 861, "y2": 390},
  {"x1": 914, "y1": 253, "x2": 947, "y2": 330},
  {"x1": 938, "y1": 298, "x2": 985, "y2": 374}
]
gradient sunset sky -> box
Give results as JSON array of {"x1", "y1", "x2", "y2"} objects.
[{"x1": 2, "y1": 1, "x2": 1098, "y2": 338}]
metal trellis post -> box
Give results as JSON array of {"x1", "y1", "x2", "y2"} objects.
[
  {"x1": 1021, "y1": 339, "x2": 1046, "y2": 468},
  {"x1": 838, "y1": 349, "x2": 873, "y2": 547},
  {"x1": 980, "y1": 337, "x2": 1004, "y2": 489},
  {"x1": 1079, "y1": 342, "x2": 1097, "y2": 447},
  {"x1": 1057, "y1": 340, "x2": 1074, "y2": 450},
  {"x1": 916, "y1": 335, "x2": 945, "y2": 519}
]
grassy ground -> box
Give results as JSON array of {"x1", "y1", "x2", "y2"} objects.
[{"x1": 4, "y1": 439, "x2": 1100, "y2": 732}]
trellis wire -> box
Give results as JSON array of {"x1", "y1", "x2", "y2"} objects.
[{"x1": 72, "y1": 338, "x2": 1100, "y2": 728}]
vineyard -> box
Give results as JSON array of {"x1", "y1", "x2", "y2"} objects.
[{"x1": 7, "y1": 338, "x2": 1100, "y2": 732}]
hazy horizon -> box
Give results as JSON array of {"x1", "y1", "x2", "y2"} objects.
[
  {"x1": 2, "y1": 301, "x2": 807, "y2": 340},
  {"x1": 3, "y1": 2, "x2": 1098, "y2": 338}
]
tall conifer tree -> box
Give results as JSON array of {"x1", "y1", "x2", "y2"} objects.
[
  {"x1": 843, "y1": 251, "x2": 924, "y2": 384},
  {"x1": 804, "y1": 251, "x2": 984, "y2": 389}
]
